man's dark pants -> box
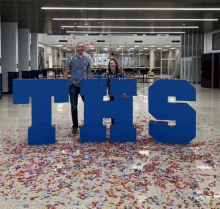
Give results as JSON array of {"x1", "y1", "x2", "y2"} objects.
[{"x1": 69, "y1": 84, "x2": 84, "y2": 128}]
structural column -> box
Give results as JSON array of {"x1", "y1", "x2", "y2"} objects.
[
  {"x1": 18, "y1": 29, "x2": 30, "y2": 78},
  {"x1": 0, "y1": 15, "x2": 1, "y2": 98},
  {"x1": 30, "y1": 33, "x2": 38, "y2": 70},
  {"x1": 150, "y1": 48, "x2": 155, "y2": 72},
  {"x1": 1, "y1": 22, "x2": 18, "y2": 93}
]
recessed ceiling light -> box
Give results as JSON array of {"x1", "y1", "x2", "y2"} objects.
[
  {"x1": 43, "y1": 7, "x2": 220, "y2": 11},
  {"x1": 149, "y1": 46, "x2": 155, "y2": 47},
  {"x1": 134, "y1": 46, "x2": 140, "y2": 47},
  {"x1": 144, "y1": 48, "x2": 148, "y2": 49},
  {"x1": 63, "y1": 26, "x2": 198, "y2": 28},
  {"x1": 53, "y1": 18, "x2": 218, "y2": 21},
  {"x1": 130, "y1": 48, "x2": 135, "y2": 49},
  {"x1": 157, "y1": 48, "x2": 162, "y2": 49},
  {"x1": 66, "y1": 31, "x2": 185, "y2": 34}
]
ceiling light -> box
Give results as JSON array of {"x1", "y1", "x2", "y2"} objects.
[
  {"x1": 66, "y1": 31, "x2": 185, "y2": 34},
  {"x1": 130, "y1": 48, "x2": 134, "y2": 49},
  {"x1": 144, "y1": 48, "x2": 148, "y2": 49},
  {"x1": 43, "y1": 7, "x2": 220, "y2": 11},
  {"x1": 54, "y1": 18, "x2": 218, "y2": 21},
  {"x1": 134, "y1": 46, "x2": 140, "y2": 47},
  {"x1": 63, "y1": 26, "x2": 199, "y2": 28},
  {"x1": 149, "y1": 46, "x2": 155, "y2": 47},
  {"x1": 170, "y1": 48, "x2": 176, "y2": 49},
  {"x1": 157, "y1": 48, "x2": 162, "y2": 49}
]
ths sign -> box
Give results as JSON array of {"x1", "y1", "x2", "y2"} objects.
[{"x1": 13, "y1": 79, "x2": 196, "y2": 146}]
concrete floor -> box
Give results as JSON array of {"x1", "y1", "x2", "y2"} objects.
[{"x1": 0, "y1": 81, "x2": 219, "y2": 209}]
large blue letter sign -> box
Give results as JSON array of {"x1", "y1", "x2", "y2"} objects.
[
  {"x1": 149, "y1": 80, "x2": 196, "y2": 145},
  {"x1": 13, "y1": 79, "x2": 69, "y2": 145},
  {"x1": 80, "y1": 79, "x2": 137, "y2": 143}
]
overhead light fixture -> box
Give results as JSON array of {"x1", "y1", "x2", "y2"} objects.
[
  {"x1": 54, "y1": 18, "x2": 218, "y2": 21},
  {"x1": 144, "y1": 48, "x2": 149, "y2": 49},
  {"x1": 170, "y1": 48, "x2": 176, "y2": 49},
  {"x1": 149, "y1": 46, "x2": 155, "y2": 47},
  {"x1": 134, "y1": 46, "x2": 140, "y2": 47},
  {"x1": 66, "y1": 31, "x2": 185, "y2": 34},
  {"x1": 43, "y1": 7, "x2": 220, "y2": 11},
  {"x1": 130, "y1": 48, "x2": 134, "y2": 49},
  {"x1": 157, "y1": 48, "x2": 162, "y2": 49},
  {"x1": 63, "y1": 26, "x2": 199, "y2": 28}
]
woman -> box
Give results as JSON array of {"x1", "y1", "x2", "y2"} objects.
[{"x1": 103, "y1": 58, "x2": 125, "y2": 126}]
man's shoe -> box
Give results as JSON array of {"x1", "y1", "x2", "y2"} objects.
[{"x1": 72, "y1": 127, "x2": 78, "y2": 134}]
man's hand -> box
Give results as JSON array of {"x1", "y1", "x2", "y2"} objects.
[
  {"x1": 88, "y1": 73, "x2": 93, "y2": 79},
  {"x1": 88, "y1": 68, "x2": 93, "y2": 79}
]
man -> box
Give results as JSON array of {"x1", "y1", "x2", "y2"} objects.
[{"x1": 64, "y1": 42, "x2": 93, "y2": 134}]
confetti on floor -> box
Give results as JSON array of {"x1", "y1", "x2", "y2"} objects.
[{"x1": 0, "y1": 116, "x2": 220, "y2": 209}]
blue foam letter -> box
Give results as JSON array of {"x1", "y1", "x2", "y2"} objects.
[
  {"x1": 80, "y1": 79, "x2": 137, "y2": 143},
  {"x1": 13, "y1": 79, "x2": 69, "y2": 145},
  {"x1": 149, "y1": 79, "x2": 196, "y2": 145}
]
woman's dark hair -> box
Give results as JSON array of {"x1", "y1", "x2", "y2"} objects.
[{"x1": 108, "y1": 58, "x2": 120, "y2": 75}]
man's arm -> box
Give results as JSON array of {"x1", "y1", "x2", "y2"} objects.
[
  {"x1": 63, "y1": 66, "x2": 70, "y2": 79},
  {"x1": 88, "y1": 68, "x2": 92, "y2": 75}
]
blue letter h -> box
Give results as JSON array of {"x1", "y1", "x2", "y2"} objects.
[{"x1": 80, "y1": 79, "x2": 137, "y2": 143}]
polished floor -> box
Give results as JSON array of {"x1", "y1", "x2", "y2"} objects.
[{"x1": 0, "y1": 81, "x2": 220, "y2": 209}]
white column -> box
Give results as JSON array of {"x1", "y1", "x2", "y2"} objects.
[
  {"x1": 0, "y1": 15, "x2": 2, "y2": 73},
  {"x1": 18, "y1": 29, "x2": 30, "y2": 78},
  {"x1": 30, "y1": 33, "x2": 38, "y2": 70},
  {"x1": 122, "y1": 48, "x2": 123, "y2": 70},
  {"x1": 1, "y1": 22, "x2": 18, "y2": 93},
  {"x1": 150, "y1": 48, "x2": 155, "y2": 72},
  {"x1": 168, "y1": 50, "x2": 172, "y2": 77},
  {"x1": 139, "y1": 49, "x2": 140, "y2": 67},
  {"x1": 60, "y1": 48, "x2": 61, "y2": 68}
]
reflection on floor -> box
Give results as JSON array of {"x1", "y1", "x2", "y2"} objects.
[{"x1": 0, "y1": 82, "x2": 219, "y2": 209}]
